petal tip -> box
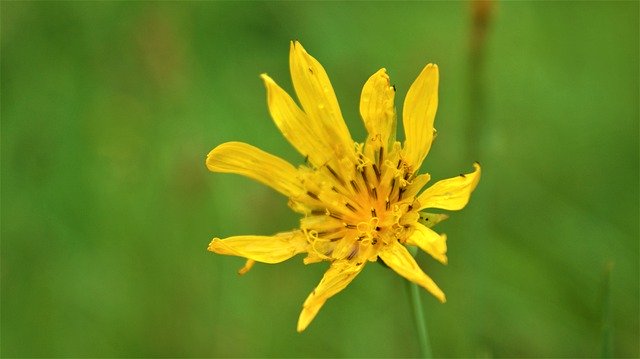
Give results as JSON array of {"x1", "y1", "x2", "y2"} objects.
[{"x1": 207, "y1": 238, "x2": 221, "y2": 252}]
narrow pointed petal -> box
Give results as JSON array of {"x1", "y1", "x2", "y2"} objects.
[
  {"x1": 297, "y1": 260, "x2": 364, "y2": 332},
  {"x1": 206, "y1": 142, "x2": 303, "y2": 197},
  {"x1": 378, "y1": 241, "x2": 446, "y2": 302},
  {"x1": 417, "y1": 162, "x2": 481, "y2": 211},
  {"x1": 360, "y1": 68, "x2": 397, "y2": 149},
  {"x1": 402, "y1": 64, "x2": 439, "y2": 170},
  {"x1": 261, "y1": 74, "x2": 333, "y2": 167},
  {"x1": 289, "y1": 41, "x2": 354, "y2": 158},
  {"x1": 418, "y1": 213, "x2": 449, "y2": 228},
  {"x1": 406, "y1": 223, "x2": 448, "y2": 264},
  {"x1": 208, "y1": 231, "x2": 308, "y2": 264}
]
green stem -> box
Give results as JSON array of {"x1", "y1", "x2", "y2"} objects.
[{"x1": 408, "y1": 280, "x2": 433, "y2": 358}]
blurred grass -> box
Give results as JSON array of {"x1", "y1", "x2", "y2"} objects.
[{"x1": 1, "y1": 1, "x2": 638, "y2": 357}]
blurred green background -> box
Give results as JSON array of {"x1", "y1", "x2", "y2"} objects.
[{"x1": 2, "y1": 1, "x2": 638, "y2": 357}]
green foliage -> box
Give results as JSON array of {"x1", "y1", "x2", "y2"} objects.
[{"x1": 2, "y1": 2, "x2": 638, "y2": 357}]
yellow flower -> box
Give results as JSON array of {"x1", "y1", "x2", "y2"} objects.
[{"x1": 206, "y1": 41, "x2": 481, "y2": 332}]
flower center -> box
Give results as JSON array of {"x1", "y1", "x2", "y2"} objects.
[{"x1": 295, "y1": 142, "x2": 425, "y2": 263}]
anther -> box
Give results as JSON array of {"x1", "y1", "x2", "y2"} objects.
[
  {"x1": 372, "y1": 187, "x2": 378, "y2": 200},
  {"x1": 311, "y1": 209, "x2": 325, "y2": 215},
  {"x1": 317, "y1": 228, "x2": 341, "y2": 236},
  {"x1": 398, "y1": 187, "x2": 406, "y2": 201},
  {"x1": 371, "y1": 208, "x2": 377, "y2": 217},
  {"x1": 345, "y1": 202, "x2": 357, "y2": 212},
  {"x1": 307, "y1": 191, "x2": 319, "y2": 200},
  {"x1": 347, "y1": 247, "x2": 358, "y2": 260},
  {"x1": 385, "y1": 197, "x2": 390, "y2": 210},
  {"x1": 372, "y1": 163, "x2": 381, "y2": 181},
  {"x1": 350, "y1": 180, "x2": 360, "y2": 193},
  {"x1": 344, "y1": 223, "x2": 356, "y2": 229},
  {"x1": 329, "y1": 212, "x2": 342, "y2": 220},
  {"x1": 326, "y1": 165, "x2": 346, "y2": 185},
  {"x1": 360, "y1": 168, "x2": 369, "y2": 185}
]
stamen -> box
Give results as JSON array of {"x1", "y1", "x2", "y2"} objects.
[
  {"x1": 307, "y1": 191, "x2": 319, "y2": 200},
  {"x1": 385, "y1": 197, "x2": 390, "y2": 210},
  {"x1": 344, "y1": 223, "x2": 356, "y2": 229},
  {"x1": 326, "y1": 165, "x2": 346, "y2": 186},
  {"x1": 372, "y1": 187, "x2": 378, "y2": 200},
  {"x1": 345, "y1": 202, "x2": 357, "y2": 212},
  {"x1": 360, "y1": 170, "x2": 371, "y2": 195},
  {"x1": 317, "y1": 228, "x2": 341, "y2": 236},
  {"x1": 311, "y1": 209, "x2": 325, "y2": 215},
  {"x1": 329, "y1": 212, "x2": 343, "y2": 220},
  {"x1": 371, "y1": 208, "x2": 377, "y2": 217},
  {"x1": 347, "y1": 246, "x2": 358, "y2": 260},
  {"x1": 372, "y1": 163, "x2": 381, "y2": 181},
  {"x1": 377, "y1": 147, "x2": 384, "y2": 165},
  {"x1": 350, "y1": 180, "x2": 360, "y2": 193},
  {"x1": 398, "y1": 187, "x2": 406, "y2": 201}
]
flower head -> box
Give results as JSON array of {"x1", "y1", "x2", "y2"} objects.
[{"x1": 206, "y1": 41, "x2": 480, "y2": 332}]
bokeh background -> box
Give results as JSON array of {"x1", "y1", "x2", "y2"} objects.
[{"x1": 2, "y1": 1, "x2": 638, "y2": 357}]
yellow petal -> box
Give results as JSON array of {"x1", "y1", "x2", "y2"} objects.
[
  {"x1": 406, "y1": 223, "x2": 448, "y2": 264},
  {"x1": 208, "y1": 231, "x2": 308, "y2": 264},
  {"x1": 261, "y1": 74, "x2": 335, "y2": 167},
  {"x1": 359, "y1": 68, "x2": 397, "y2": 150},
  {"x1": 289, "y1": 41, "x2": 354, "y2": 158},
  {"x1": 400, "y1": 173, "x2": 431, "y2": 202},
  {"x1": 297, "y1": 260, "x2": 364, "y2": 332},
  {"x1": 402, "y1": 64, "x2": 439, "y2": 170},
  {"x1": 206, "y1": 141, "x2": 303, "y2": 198},
  {"x1": 417, "y1": 162, "x2": 481, "y2": 211},
  {"x1": 378, "y1": 241, "x2": 446, "y2": 302},
  {"x1": 418, "y1": 212, "x2": 449, "y2": 228}
]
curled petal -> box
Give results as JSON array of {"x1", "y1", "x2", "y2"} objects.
[
  {"x1": 402, "y1": 64, "x2": 439, "y2": 170},
  {"x1": 360, "y1": 68, "x2": 397, "y2": 149},
  {"x1": 406, "y1": 223, "x2": 448, "y2": 264},
  {"x1": 378, "y1": 241, "x2": 446, "y2": 302},
  {"x1": 208, "y1": 231, "x2": 308, "y2": 264},
  {"x1": 297, "y1": 260, "x2": 364, "y2": 332},
  {"x1": 289, "y1": 41, "x2": 354, "y2": 158},
  {"x1": 238, "y1": 259, "x2": 256, "y2": 275},
  {"x1": 417, "y1": 162, "x2": 481, "y2": 211},
  {"x1": 206, "y1": 142, "x2": 303, "y2": 197}
]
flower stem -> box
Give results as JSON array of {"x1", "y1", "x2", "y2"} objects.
[{"x1": 408, "y1": 280, "x2": 433, "y2": 358}]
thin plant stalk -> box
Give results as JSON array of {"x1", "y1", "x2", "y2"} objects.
[{"x1": 408, "y1": 281, "x2": 433, "y2": 358}]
